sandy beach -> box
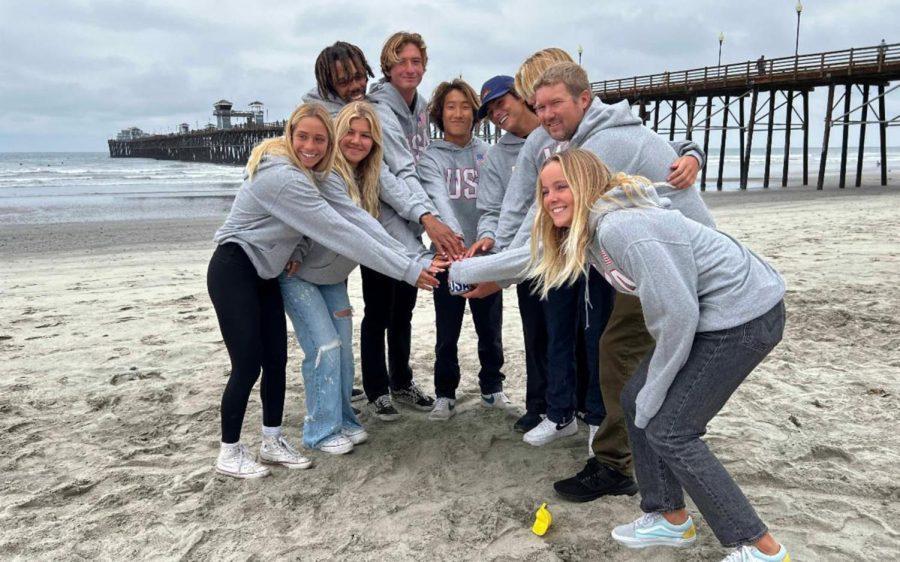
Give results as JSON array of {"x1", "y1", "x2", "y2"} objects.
[{"x1": 1, "y1": 185, "x2": 898, "y2": 560}]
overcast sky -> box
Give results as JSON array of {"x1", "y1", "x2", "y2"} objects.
[{"x1": 1, "y1": 0, "x2": 897, "y2": 152}]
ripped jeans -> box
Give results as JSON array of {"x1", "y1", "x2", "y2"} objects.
[{"x1": 279, "y1": 275, "x2": 362, "y2": 448}]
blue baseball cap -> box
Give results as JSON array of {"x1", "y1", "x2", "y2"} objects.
[{"x1": 476, "y1": 75, "x2": 515, "y2": 120}]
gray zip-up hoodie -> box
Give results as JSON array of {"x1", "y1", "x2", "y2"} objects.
[
  {"x1": 476, "y1": 132, "x2": 526, "y2": 242},
  {"x1": 590, "y1": 185, "x2": 784, "y2": 428},
  {"x1": 449, "y1": 182, "x2": 716, "y2": 286},
  {"x1": 417, "y1": 137, "x2": 490, "y2": 246},
  {"x1": 293, "y1": 172, "x2": 431, "y2": 285},
  {"x1": 494, "y1": 98, "x2": 706, "y2": 251},
  {"x1": 301, "y1": 87, "x2": 437, "y2": 225},
  {"x1": 212, "y1": 155, "x2": 422, "y2": 287}
]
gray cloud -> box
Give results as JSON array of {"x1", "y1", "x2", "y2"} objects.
[{"x1": 1, "y1": 0, "x2": 897, "y2": 151}]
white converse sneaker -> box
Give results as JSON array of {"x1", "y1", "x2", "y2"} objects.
[
  {"x1": 721, "y1": 545, "x2": 790, "y2": 562},
  {"x1": 259, "y1": 435, "x2": 312, "y2": 469},
  {"x1": 428, "y1": 397, "x2": 456, "y2": 421},
  {"x1": 523, "y1": 417, "x2": 578, "y2": 446},
  {"x1": 215, "y1": 443, "x2": 271, "y2": 479},
  {"x1": 481, "y1": 391, "x2": 512, "y2": 409},
  {"x1": 611, "y1": 512, "x2": 697, "y2": 549},
  {"x1": 342, "y1": 426, "x2": 369, "y2": 445},
  {"x1": 316, "y1": 434, "x2": 354, "y2": 455}
]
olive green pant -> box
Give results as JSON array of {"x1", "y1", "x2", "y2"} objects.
[{"x1": 591, "y1": 293, "x2": 655, "y2": 477}]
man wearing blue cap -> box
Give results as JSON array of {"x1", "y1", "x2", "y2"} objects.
[{"x1": 461, "y1": 75, "x2": 547, "y2": 431}]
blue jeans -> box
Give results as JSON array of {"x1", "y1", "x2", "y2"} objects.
[
  {"x1": 279, "y1": 275, "x2": 362, "y2": 448},
  {"x1": 543, "y1": 268, "x2": 614, "y2": 425},
  {"x1": 622, "y1": 300, "x2": 785, "y2": 548}
]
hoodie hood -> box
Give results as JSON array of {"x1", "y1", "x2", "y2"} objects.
[
  {"x1": 588, "y1": 182, "x2": 670, "y2": 233},
  {"x1": 368, "y1": 78, "x2": 425, "y2": 117},
  {"x1": 301, "y1": 87, "x2": 347, "y2": 117},
  {"x1": 570, "y1": 99, "x2": 643, "y2": 147},
  {"x1": 497, "y1": 131, "x2": 527, "y2": 147},
  {"x1": 426, "y1": 137, "x2": 482, "y2": 153}
]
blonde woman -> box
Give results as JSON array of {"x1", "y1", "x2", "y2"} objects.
[
  {"x1": 280, "y1": 101, "x2": 440, "y2": 454},
  {"x1": 530, "y1": 148, "x2": 789, "y2": 562},
  {"x1": 208, "y1": 103, "x2": 438, "y2": 477}
]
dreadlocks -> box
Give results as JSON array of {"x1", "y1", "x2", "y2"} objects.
[{"x1": 314, "y1": 41, "x2": 374, "y2": 101}]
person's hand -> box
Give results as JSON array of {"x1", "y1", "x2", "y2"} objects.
[
  {"x1": 464, "y1": 237, "x2": 495, "y2": 258},
  {"x1": 667, "y1": 155, "x2": 700, "y2": 189},
  {"x1": 416, "y1": 269, "x2": 440, "y2": 291},
  {"x1": 462, "y1": 281, "x2": 501, "y2": 299},
  {"x1": 429, "y1": 256, "x2": 451, "y2": 275},
  {"x1": 284, "y1": 260, "x2": 301, "y2": 276},
  {"x1": 421, "y1": 214, "x2": 466, "y2": 260}
]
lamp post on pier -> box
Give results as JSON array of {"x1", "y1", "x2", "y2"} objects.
[
  {"x1": 578, "y1": 44, "x2": 583, "y2": 65},
  {"x1": 795, "y1": 1, "x2": 803, "y2": 56},
  {"x1": 718, "y1": 32, "x2": 725, "y2": 67}
]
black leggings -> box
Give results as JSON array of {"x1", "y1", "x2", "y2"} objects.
[{"x1": 207, "y1": 243, "x2": 287, "y2": 444}]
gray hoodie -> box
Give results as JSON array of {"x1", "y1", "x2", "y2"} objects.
[
  {"x1": 449, "y1": 182, "x2": 716, "y2": 286},
  {"x1": 494, "y1": 98, "x2": 706, "y2": 251},
  {"x1": 301, "y1": 87, "x2": 437, "y2": 225},
  {"x1": 476, "y1": 132, "x2": 526, "y2": 242},
  {"x1": 212, "y1": 155, "x2": 422, "y2": 287},
  {"x1": 367, "y1": 79, "x2": 439, "y2": 223},
  {"x1": 417, "y1": 137, "x2": 490, "y2": 246},
  {"x1": 590, "y1": 185, "x2": 785, "y2": 428},
  {"x1": 293, "y1": 172, "x2": 431, "y2": 285}
]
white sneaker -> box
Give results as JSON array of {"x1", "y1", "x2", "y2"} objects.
[
  {"x1": 428, "y1": 397, "x2": 456, "y2": 421},
  {"x1": 523, "y1": 417, "x2": 578, "y2": 446},
  {"x1": 481, "y1": 391, "x2": 512, "y2": 409},
  {"x1": 316, "y1": 434, "x2": 354, "y2": 455},
  {"x1": 342, "y1": 426, "x2": 369, "y2": 445},
  {"x1": 215, "y1": 443, "x2": 271, "y2": 479},
  {"x1": 611, "y1": 512, "x2": 697, "y2": 549},
  {"x1": 259, "y1": 435, "x2": 312, "y2": 469},
  {"x1": 721, "y1": 545, "x2": 790, "y2": 562}
]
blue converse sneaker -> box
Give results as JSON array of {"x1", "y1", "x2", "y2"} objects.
[
  {"x1": 611, "y1": 512, "x2": 697, "y2": 549},
  {"x1": 721, "y1": 545, "x2": 790, "y2": 562}
]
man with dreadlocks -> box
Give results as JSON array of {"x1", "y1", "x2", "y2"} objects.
[{"x1": 302, "y1": 40, "x2": 458, "y2": 421}]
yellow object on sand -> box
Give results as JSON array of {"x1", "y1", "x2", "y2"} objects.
[{"x1": 532, "y1": 503, "x2": 552, "y2": 536}]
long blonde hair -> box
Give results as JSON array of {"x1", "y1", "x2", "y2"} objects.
[
  {"x1": 528, "y1": 149, "x2": 655, "y2": 299},
  {"x1": 514, "y1": 47, "x2": 574, "y2": 103},
  {"x1": 245, "y1": 103, "x2": 336, "y2": 180},
  {"x1": 333, "y1": 101, "x2": 383, "y2": 217}
]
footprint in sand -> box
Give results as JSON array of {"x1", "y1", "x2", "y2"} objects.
[
  {"x1": 109, "y1": 370, "x2": 164, "y2": 385},
  {"x1": 140, "y1": 334, "x2": 168, "y2": 346}
]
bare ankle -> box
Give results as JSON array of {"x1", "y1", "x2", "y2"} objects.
[
  {"x1": 662, "y1": 509, "x2": 688, "y2": 526},
  {"x1": 754, "y1": 533, "x2": 781, "y2": 556}
]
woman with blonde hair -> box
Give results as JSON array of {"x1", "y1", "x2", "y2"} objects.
[
  {"x1": 531, "y1": 148, "x2": 790, "y2": 562},
  {"x1": 208, "y1": 102, "x2": 439, "y2": 477},
  {"x1": 279, "y1": 101, "x2": 439, "y2": 454}
]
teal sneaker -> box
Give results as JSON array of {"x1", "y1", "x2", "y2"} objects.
[
  {"x1": 611, "y1": 512, "x2": 697, "y2": 549},
  {"x1": 721, "y1": 545, "x2": 790, "y2": 562}
]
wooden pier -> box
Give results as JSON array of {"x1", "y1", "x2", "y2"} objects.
[
  {"x1": 592, "y1": 42, "x2": 899, "y2": 189},
  {"x1": 108, "y1": 124, "x2": 283, "y2": 165}
]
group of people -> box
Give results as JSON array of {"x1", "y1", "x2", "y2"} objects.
[{"x1": 206, "y1": 31, "x2": 791, "y2": 562}]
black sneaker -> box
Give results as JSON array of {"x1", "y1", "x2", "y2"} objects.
[
  {"x1": 513, "y1": 410, "x2": 544, "y2": 433},
  {"x1": 391, "y1": 382, "x2": 434, "y2": 411},
  {"x1": 368, "y1": 394, "x2": 401, "y2": 422},
  {"x1": 553, "y1": 458, "x2": 639, "y2": 502},
  {"x1": 351, "y1": 387, "x2": 365, "y2": 403}
]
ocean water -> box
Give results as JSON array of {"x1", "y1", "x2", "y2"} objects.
[
  {"x1": 0, "y1": 148, "x2": 896, "y2": 225},
  {"x1": 0, "y1": 152, "x2": 242, "y2": 225}
]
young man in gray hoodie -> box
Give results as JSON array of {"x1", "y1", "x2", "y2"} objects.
[
  {"x1": 464, "y1": 75, "x2": 551, "y2": 433},
  {"x1": 301, "y1": 39, "x2": 461, "y2": 418},
  {"x1": 416, "y1": 79, "x2": 507, "y2": 421}
]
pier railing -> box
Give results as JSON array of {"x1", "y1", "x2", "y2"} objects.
[{"x1": 592, "y1": 43, "x2": 900, "y2": 100}]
